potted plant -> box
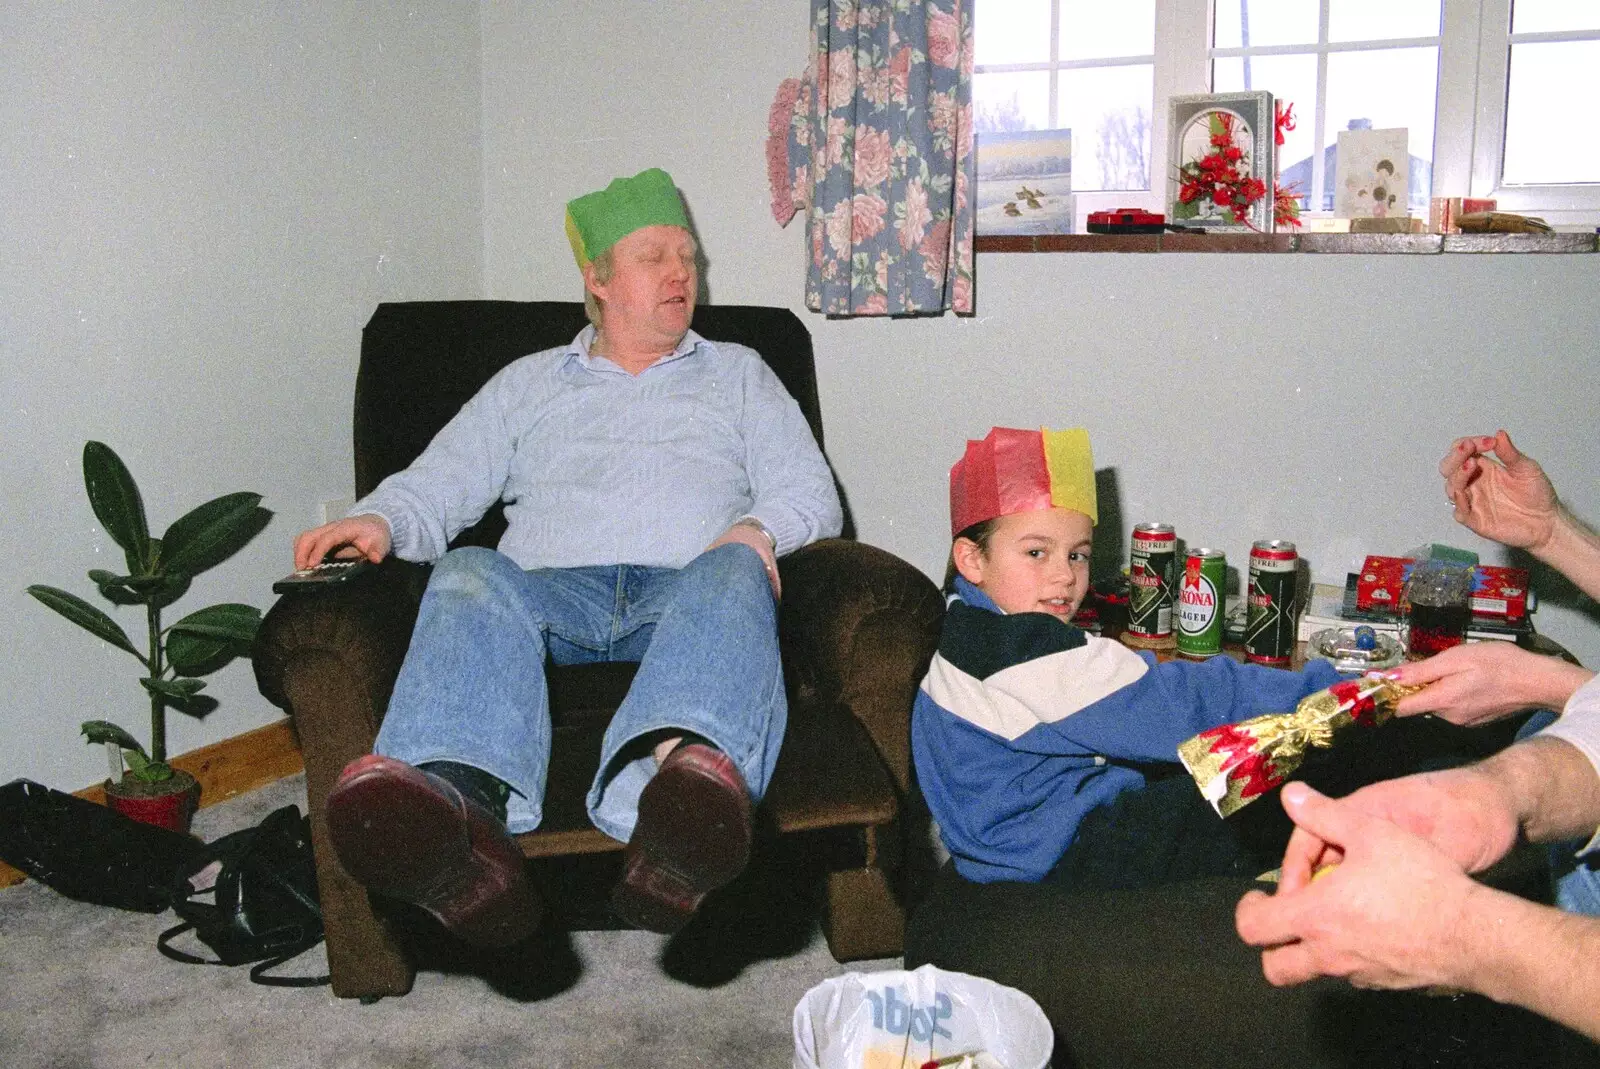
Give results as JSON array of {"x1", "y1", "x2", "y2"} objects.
[{"x1": 26, "y1": 441, "x2": 271, "y2": 832}]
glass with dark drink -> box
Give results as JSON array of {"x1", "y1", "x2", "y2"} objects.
[
  {"x1": 1407, "y1": 600, "x2": 1471, "y2": 656},
  {"x1": 1404, "y1": 560, "x2": 1473, "y2": 659}
]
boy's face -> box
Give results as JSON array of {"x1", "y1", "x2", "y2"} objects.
[{"x1": 954, "y1": 507, "x2": 1093, "y2": 619}]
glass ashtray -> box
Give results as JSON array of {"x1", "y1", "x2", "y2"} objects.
[{"x1": 1306, "y1": 626, "x2": 1405, "y2": 673}]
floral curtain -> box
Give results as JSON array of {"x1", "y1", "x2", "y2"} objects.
[{"x1": 768, "y1": 0, "x2": 975, "y2": 316}]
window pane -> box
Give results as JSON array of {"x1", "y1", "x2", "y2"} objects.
[
  {"x1": 1212, "y1": 56, "x2": 1244, "y2": 90},
  {"x1": 1216, "y1": 54, "x2": 1320, "y2": 209},
  {"x1": 1058, "y1": 64, "x2": 1153, "y2": 190},
  {"x1": 1512, "y1": 0, "x2": 1600, "y2": 35},
  {"x1": 1503, "y1": 41, "x2": 1600, "y2": 183},
  {"x1": 1214, "y1": 0, "x2": 1318, "y2": 49},
  {"x1": 1329, "y1": 0, "x2": 1441, "y2": 42},
  {"x1": 1324, "y1": 48, "x2": 1438, "y2": 211},
  {"x1": 975, "y1": 0, "x2": 1052, "y2": 66},
  {"x1": 975, "y1": 71, "x2": 1052, "y2": 133},
  {"x1": 1059, "y1": 0, "x2": 1153, "y2": 61}
]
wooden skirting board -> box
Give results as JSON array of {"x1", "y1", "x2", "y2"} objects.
[{"x1": 0, "y1": 718, "x2": 303, "y2": 890}]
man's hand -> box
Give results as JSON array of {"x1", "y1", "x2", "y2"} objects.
[
  {"x1": 292, "y1": 514, "x2": 392, "y2": 571},
  {"x1": 1441, "y1": 429, "x2": 1559, "y2": 552},
  {"x1": 707, "y1": 521, "x2": 780, "y2": 599},
  {"x1": 1275, "y1": 771, "x2": 1519, "y2": 894},
  {"x1": 1237, "y1": 783, "x2": 1486, "y2": 991},
  {"x1": 1389, "y1": 642, "x2": 1594, "y2": 727}
]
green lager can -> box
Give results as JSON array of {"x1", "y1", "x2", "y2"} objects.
[{"x1": 1176, "y1": 547, "x2": 1226, "y2": 659}]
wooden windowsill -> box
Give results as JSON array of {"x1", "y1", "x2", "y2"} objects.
[{"x1": 975, "y1": 232, "x2": 1599, "y2": 254}]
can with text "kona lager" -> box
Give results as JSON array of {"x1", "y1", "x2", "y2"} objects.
[
  {"x1": 1126, "y1": 523, "x2": 1177, "y2": 647},
  {"x1": 1176, "y1": 548, "x2": 1227, "y2": 659},
  {"x1": 1244, "y1": 539, "x2": 1299, "y2": 666}
]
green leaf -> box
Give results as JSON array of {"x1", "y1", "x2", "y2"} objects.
[
  {"x1": 123, "y1": 751, "x2": 173, "y2": 782},
  {"x1": 169, "y1": 603, "x2": 261, "y2": 642},
  {"x1": 148, "y1": 677, "x2": 219, "y2": 719},
  {"x1": 170, "y1": 692, "x2": 218, "y2": 719},
  {"x1": 160, "y1": 493, "x2": 270, "y2": 577},
  {"x1": 27, "y1": 586, "x2": 143, "y2": 660},
  {"x1": 145, "y1": 572, "x2": 192, "y2": 611},
  {"x1": 83, "y1": 442, "x2": 151, "y2": 574},
  {"x1": 81, "y1": 719, "x2": 147, "y2": 755},
  {"x1": 115, "y1": 573, "x2": 170, "y2": 593},
  {"x1": 141, "y1": 677, "x2": 206, "y2": 701},
  {"x1": 166, "y1": 604, "x2": 261, "y2": 675},
  {"x1": 87, "y1": 568, "x2": 143, "y2": 607},
  {"x1": 166, "y1": 630, "x2": 229, "y2": 675}
]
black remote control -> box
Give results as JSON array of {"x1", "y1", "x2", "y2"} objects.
[{"x1": 272, "y1": 557, "x2": 374, "y2": 594}]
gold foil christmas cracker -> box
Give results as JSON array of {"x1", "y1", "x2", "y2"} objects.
[{"x1": 1177, "y1": 676, "x2": 1425, "y2": 817}]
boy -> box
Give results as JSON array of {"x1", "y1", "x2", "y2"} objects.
[{"x1": 912, "y1": 427, "x2": 1342, "y2": 886}]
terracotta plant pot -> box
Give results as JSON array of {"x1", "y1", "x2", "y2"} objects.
[{"x1": 103, "y1": 769, "x2": 201, "y2": 834}]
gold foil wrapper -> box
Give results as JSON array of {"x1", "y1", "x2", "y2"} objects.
[{"x1": 1177, "y1": 676, "x2": 1424, "y2": 817}]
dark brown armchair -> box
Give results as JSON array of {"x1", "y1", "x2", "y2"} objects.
[{"x1": 252, "y1": 301, "x2": 944, "y2": 1000}]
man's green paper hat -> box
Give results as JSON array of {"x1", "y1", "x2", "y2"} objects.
[{"x1": 564, "y1": 168, "x2": 691, "y2": 270}]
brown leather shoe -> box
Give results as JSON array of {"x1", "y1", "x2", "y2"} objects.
[
  {"x1": 611, "y1": 743, "x2": 753, "y2": 934},
  {"x1": 326, "y1": 754, "x2": 540, "y2": 947}
]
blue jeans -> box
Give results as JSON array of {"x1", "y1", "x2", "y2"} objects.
[
  {"x1": 374, "y1": 544, "x2": 786, "y2": 842},
  {"x1": 1518, "y1": 709, "x2": 1600, "y2": 917}
]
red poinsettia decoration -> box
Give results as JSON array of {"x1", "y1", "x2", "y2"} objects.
[
  {"x1": 1175, "y1": 110, "x2": 1268, "y2": 225},
  {"x1": 1273, "y1": 101, "x2": 1302, "y2": 229},
  {"x1": 1175, "y1": 101, "x2": 1304, "y2": 231}
]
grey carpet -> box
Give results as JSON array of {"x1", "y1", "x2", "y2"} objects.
[{"x1": 0, "y1": 773, "x2": 897, "y2": 1068}]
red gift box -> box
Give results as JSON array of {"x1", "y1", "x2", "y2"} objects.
[{"x1": 1354, "y1": 555, "x2": 1529, "y2": 623}]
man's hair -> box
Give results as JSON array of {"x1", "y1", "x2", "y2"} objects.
[
  {"x1": 583, "y1": 248, "x2": 615, "y2": 328},
  {"x1": 943, "y1": 518, "x2": 1000, "y2": 593}
]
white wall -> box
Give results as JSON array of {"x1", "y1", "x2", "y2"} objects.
[
  {"x1": 1, "y1": 3, "x2": 483, "y2": 788},
  {"x1": 484, "y1": 0, "x2": 1600, "y2": 668}
]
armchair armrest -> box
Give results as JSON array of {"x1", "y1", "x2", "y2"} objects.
[
  {"x1": 777, "y1": 539, "x2": 944, "y2": 793},
  {"x1": 251, "y1": 558, "x2": 430, "y2": 999},
  {"x1": 252, "y1": 559, "x2": 427, "y2": 731}
]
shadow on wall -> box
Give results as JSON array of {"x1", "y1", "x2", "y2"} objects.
[
  {"x1": 1091, "y1": 467, "x2": 1125, "y2": 582},
  {"x1": 681, "y1": 198, "x2": 713, "y2": 307},
  {"x1": 1509, "y1": 548, "x2": 1600, "y2": 629}
]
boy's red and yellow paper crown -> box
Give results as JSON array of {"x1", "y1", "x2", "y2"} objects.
[{"x1": 949, "y1": 426, "x2": 1097, "y2": 536}]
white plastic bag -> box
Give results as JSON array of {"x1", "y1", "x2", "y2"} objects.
[{"x1": 792, "y1": 964, "x2": 1052, "y2": 1069}]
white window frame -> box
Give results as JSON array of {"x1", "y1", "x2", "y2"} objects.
[
  {"x1": 972, "y1": 3, "x2": 1170, "y2": 220},
  {"x1": 1455, "y1": 0, "x2": 1600, "y2": 226},
  {"x1": 1206, "y1": 7, "x2": 1442, "y2": 216},
  {"x1": 978, "y1": 2, "x2": 1600, "y2": 229}
]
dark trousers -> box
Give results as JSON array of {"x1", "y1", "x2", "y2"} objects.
[
  {"x1": 1043, "y1": 711, "x2": 1519, "y2": 894},
  {"x1": 1045, "y1": 768, "x2": 1288, "y2": 891}
]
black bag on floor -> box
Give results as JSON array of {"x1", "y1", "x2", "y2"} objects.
[
  {"x1": 157, "y1": 803, "x2": 328, "y2": 987},
  {"x1": 0, "y1": 778, "x2": 208, "y2": 912}
]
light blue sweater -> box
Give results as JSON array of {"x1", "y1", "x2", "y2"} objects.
[{"x1": 352, "y1": 327, "x2": 843, "y2": 568}]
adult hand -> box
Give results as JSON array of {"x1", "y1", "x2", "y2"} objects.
[
  {"x1": 1441, "y1": 429, "x2": 1559, "y2": 552},
  {"x1": 292, "y1": 514, "x2": 392, "y2": 571},
  {"x1": 707, "y1": 521, "x2": 781, "y2": 599},
  {"x1": 1275, "y1": 769, "x2": 1519, "y2": 894},
  {"x1": 1389, "y1": 642, "x2": 1594, "y2": 727},
  {"x1": 1237, "y1": 783, "x2": 1486, "y2": 990}
]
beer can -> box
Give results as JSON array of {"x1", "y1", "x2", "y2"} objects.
[
  {"x1": 1127, "y1": 523, "x2": 1177, "y2": 644},
  {"x1": 1176, "y1": 548, "x2": 1227, "y2": 659},
  {"x1": 1245, "y1": 539, "x2": 1299, "y2": 665}
]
